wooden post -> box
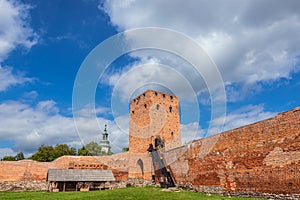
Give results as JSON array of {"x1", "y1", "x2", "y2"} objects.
[{"x1": 63, "y1": 182, "x2": 66, "y2": 192}]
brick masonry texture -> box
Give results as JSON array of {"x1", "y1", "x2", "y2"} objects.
[
  {"x1": 0, "y1": 154, "x2": 130, "y2": 183},
  {"x1": 129, "y1": 90, "x2": 181, "y2": 153},
  {"x1": 0, "y1": 90, "x2": 299, "y2": 196},
  {"x1": 168, "y1": 106, "x2": 300, "y2": 195}
]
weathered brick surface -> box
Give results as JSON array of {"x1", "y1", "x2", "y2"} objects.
[
  {"x1": 127, "y1": 153, "x2": 153, "y2": 180},
  {"x1": 0, "y1": 153, "x2": 129, "y2": 182},
  {"x1": 169, "y1": 106, "x2": 300, "y2": 195},
  {"x1": 0, "y1": 160, "x2": 54, "y2": 181},
  {"x1": 127, "y1": 90, "x2": 182, "y2": 180},
  {"x1": 129, "y1": 90, "x2": 181, "y2": 153}
]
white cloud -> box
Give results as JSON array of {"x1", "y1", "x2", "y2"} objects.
[
  {"x1": 0, "y1": 148, "x2": 16, "y2": 159},
  {"x1": 180, "y1": 122, "x2": 203, "y2": 144},
  {"x1": 36, "y1": 100, "x2": 59, "y2": 114},
  {"x1": 108, "y1": 59, "x2": 198, "y2": 102},
  {"x1": 211, "y1": 104, "x2": 276, "y2": 133},
  {"x1": 74, "y1": 103, "x2": 110, "y2": 118},
  {"x1": 0, "y1": 101, "x2": 76, "y2": 153},
  {"x1": 0, "y1": 100, "x2": 131, "y2": 158},
  {"x1": 102, "y1": 0, "x2": 300, "y2": 100},
  {"x1": 22, "y1": 90, "x2": 38, "y2": 99},
  {"x1": 0, "y1": 0, "x2": 37, "y2": 92},
  {"x1": 0, "y1": 65, "x2": 33, "y2": 92},
  {"x1": 0, "y1": 0, "x2": 38, "y2": 62}
]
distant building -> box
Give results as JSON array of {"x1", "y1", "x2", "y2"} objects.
[{"x1": 99, "y1": 125, "x2": 111, "y2": 154}]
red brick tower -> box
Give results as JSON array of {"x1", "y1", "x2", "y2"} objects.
[{"x1": 129, "y1": 90, "x2": 181, "y2": 153}]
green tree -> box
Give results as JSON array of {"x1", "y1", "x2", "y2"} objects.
[
  {"x1": 122, "y1": 147, "x2": 129, "y2": 152},
  {"x1": 29, "y1": 144, "x2": 76, "y2": 162},
  {"x1": 1, "y1": 152, "x2": 25, "y2": 161},
  {"x1": 53, "y1": 144, "x2": 76, "y2": 158},
  {"x1": 85, "y1": 141, "x2": 103, "y2": 156},
  {"x1": 1, "y1": 156, "x2": 16, "y2": 161},
  {"x1": 15, "y1": 152, "x2": 25, "y2": 160},
  {"x1": 78, "y1": 146, "x2": 92, "y2": 156},
  {"x1": 30, "y1": 145, "x2": 55, "y2": 162}
]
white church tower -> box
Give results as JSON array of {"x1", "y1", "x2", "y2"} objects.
[{"x1": 99, "y1": 124, "x2": 111, "y2": 154}]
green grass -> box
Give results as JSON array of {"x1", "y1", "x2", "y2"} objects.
[{"x1": 0, "y1": 186, "x2": 264, "y2": 200}]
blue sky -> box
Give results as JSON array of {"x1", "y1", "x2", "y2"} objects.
[{"x1": 0, "y1": 0, "x2": 299, "y2": 158}]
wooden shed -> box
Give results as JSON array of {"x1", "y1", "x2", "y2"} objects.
[{"x1": 47, "y1": 169, "x2": 115, "y2": 192}]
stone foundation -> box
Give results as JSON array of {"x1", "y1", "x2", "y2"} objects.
[
  {"x1": 0, "y1": 179, "x2": 154, "y2": 192},
  {"x1": 232, "y1": 192, "x2": 300, "y2": 200},
  {"x1": 176, "y1": 181, "x2": 300, "y2": 199},
  {"x1": 0, "y1": 181, "x2": 48, "y2": 191}
]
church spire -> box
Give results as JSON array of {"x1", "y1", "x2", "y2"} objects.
[
  {"x1": 102, "y1": 124, "x2": 108, "y2": 140},
  {"x1": 100, "y1": 124, "x2": 111, "y2": 154}
]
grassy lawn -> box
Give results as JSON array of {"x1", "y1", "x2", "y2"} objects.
[{"x1": 0, "y1": 186, "x2": 264, "y2": 200}]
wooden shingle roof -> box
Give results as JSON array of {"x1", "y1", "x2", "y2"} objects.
[{"x1": 47, "y1": 169, "x2": 115, "y2": 182}]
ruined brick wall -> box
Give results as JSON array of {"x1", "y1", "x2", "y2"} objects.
[
  {"x1": 0, "y1": 153, "x2": 129, "y2": 182},
  {"x1": 129, "y1": 90, "x2": 181, "y2": 153},
  {"x1": 0, "y1": 160, "x2": 54, "y2": 181},
  {"x1": 168, "y1": 107, "x2": 300, "y2": 195}
]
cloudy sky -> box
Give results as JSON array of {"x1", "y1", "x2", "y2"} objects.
[{"x1": 0, "y1": 0, "x2": 299, "y2": 158}]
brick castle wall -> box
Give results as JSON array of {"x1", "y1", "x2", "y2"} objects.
[
  {"x1": 0, "y1": 153, "x2": 129, "y2": 182},
  {"x1": 167, "y1": 106, "x2": 300, "y2": 195}
]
